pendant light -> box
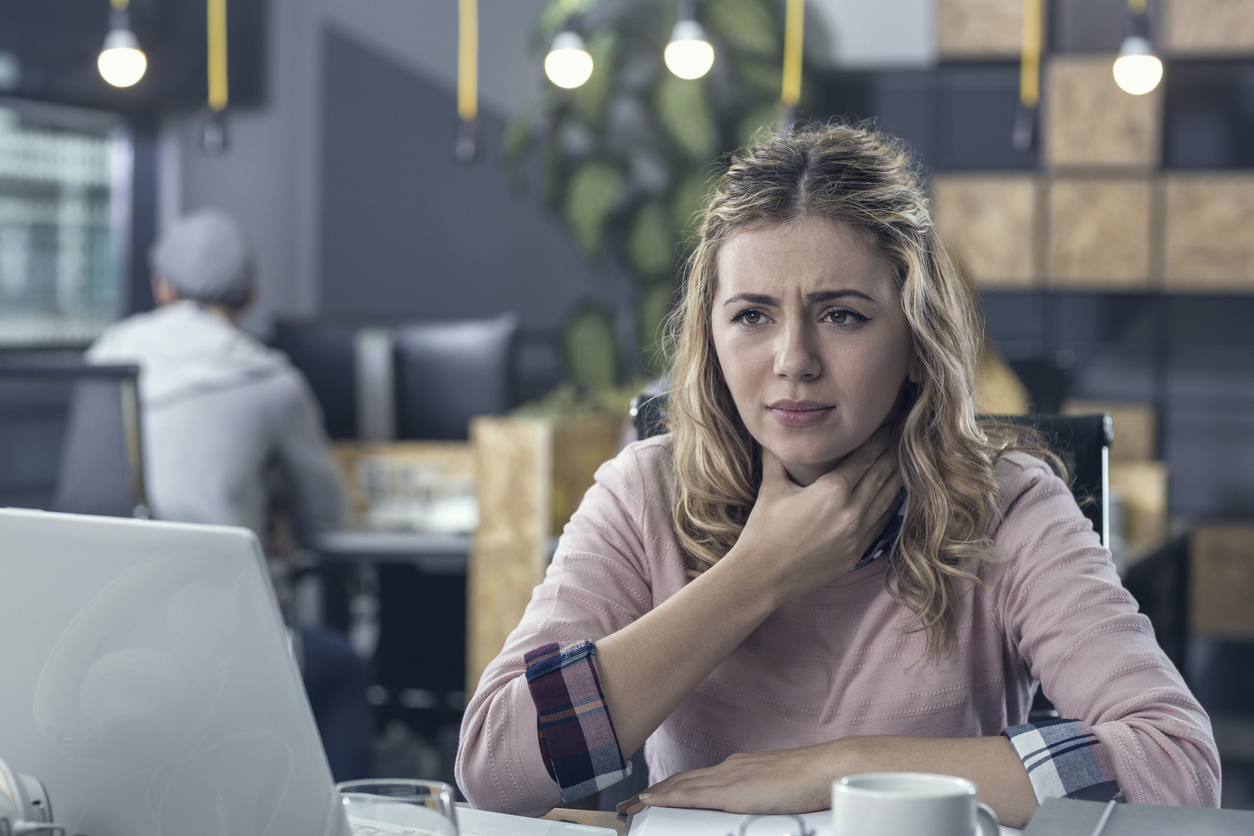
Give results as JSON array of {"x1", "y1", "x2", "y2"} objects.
[
  {"x1": 1113, "y1": 0, "x2": 1162, "y2": 96},
  {"x1": 1012, "y1": 0, "x2": 1042, "y2": 152},
  {"x1": 777, "y1": 0, "x2": 804, "y2": 134},
  {"x1": 545, "y1": 0, "x2": 593, "y2": 90},
  {"x1": 456, "y1": 0, "x2": 481, "y2": 162},
  {"x1": 202, "y1": 0, "x2": 229, "y2": 155},
  {"x1": 665, "y1": 1, "x2": 714, "y2": 80},
  {"x1": 98, "y1": 0, "x2": 147, "y2": 88}
]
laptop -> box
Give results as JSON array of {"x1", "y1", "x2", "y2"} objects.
[{"x1": 0, "y1": 508, "x2": 338, "y2": 836}]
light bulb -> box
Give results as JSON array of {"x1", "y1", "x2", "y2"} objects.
[
  {"x1": 1112, "y1": 35, "x2": 1162, "y2": 95},
  {"x1": 545, "y1": 31, "x2": 594, "y2": 90},
  {"x1": 98, "y1": 28, "x2": 147, "y2": 88},
  {"x1": 664, "y1": 19, "x2": 714, "y2": 80}
]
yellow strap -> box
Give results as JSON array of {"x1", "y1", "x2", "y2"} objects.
[
  {"x1": 1129, "y1": 0, "x2": 1146, "y2": 13},
  {"x1": 458, "y1": 0, "x2": 478, "y2": 121},
  {"x1": 111, "y1": 0, "x2": 128, "y2": 10},
  {"x1": 781, "y1": 0, "x2": 804, "y2": 106},
  {"x1": 1020, "y1": 0, "x2": 1041, "y2": 108},
  {"x1": 208, "y1": 0, "x2": 229, "y2": 112}
]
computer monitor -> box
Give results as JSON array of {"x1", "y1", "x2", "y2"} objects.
[
  {"x1": 0, "y1": 508, "x2": 339, "y2": 836},
  {"x1": 272, "y1": 320, "x2": 360, "y2": 440},
  {"x1": 393, "y1": 313, "x2": 520, "y2": 441}
]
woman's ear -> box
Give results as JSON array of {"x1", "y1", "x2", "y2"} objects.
[{"x1": 907, "y1": 351, "x2": 923, "y2": 385}]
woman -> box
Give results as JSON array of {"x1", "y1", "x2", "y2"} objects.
[{"x1": 455, "y1": 124, "x2": 1219, "y2": 825}]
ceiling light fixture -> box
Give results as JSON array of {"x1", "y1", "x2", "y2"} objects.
[
  {"x1": 665, "y1": 1, "x2": 714, "y2": 80},
  {"x1": 545, "y1": 0, "x2": 592, "y2": 90},
  {"x1": 1113, "y1": 0, "x2": 1162, "y2": 95},
  {"x1": 97, "y1": 0, "x2": 147, "y2": 88}
]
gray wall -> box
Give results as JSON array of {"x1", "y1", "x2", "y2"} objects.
[{"x1": 318, "y1": 29, "x2": 607, "y2": 331}]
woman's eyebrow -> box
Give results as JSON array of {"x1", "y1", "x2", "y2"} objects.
[{"x1": 721, "y1": 289, "x2": 880, "y2": 306}]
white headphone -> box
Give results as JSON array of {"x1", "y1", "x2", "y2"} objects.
[{"x1": 0, "y1": 758, "x2": 59, "y2": 836}]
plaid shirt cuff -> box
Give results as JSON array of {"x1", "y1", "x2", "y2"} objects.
[
  {"x1": 1004, "y1": 718, "x2": 1125, "y2": 804},
  {"x1": 524, "y1": 641, "x2": 632, "y2": 804}
]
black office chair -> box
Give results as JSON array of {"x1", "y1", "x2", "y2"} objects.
[
  {"x1": 393, "y1": 313, "x2": 521, "y2": 441},
  {"x1": 273, "y1": 319, "x2": 361, "y2": 440},
  {"x1": 0, "y1": 361, "x2": 149, "y2": 518}
]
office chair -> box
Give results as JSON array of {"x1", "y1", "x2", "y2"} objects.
[
  {"x1": 393, "y1": 313, "x2": 521, "y2": 441},
  {"x1": 273, "y1": 319, "x2": 360, "y2": 439},
  {"x1": 0, "y1": 361, "x2": 149, "y2": 518}
]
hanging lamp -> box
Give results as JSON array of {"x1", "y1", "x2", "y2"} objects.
[
  {"x1": 98, "y1": 0, "x2": 147, "y2": 88},
  {"x1": 1113, "y1": 0, "x2": 1163, "y2": 95},
  {"x1": 202, "y1": 0, "x2": 229, "y2": 155},
  {"x1": 777, "y1": 0, "x2": 803, "y2": 134},
  {"x1": 1012, "y1": 0, "x2": 1042, "y2": 152},
  {"x1": 545, "y1": 0, "x2": 593, "y2": 90},
  {"x1": 456, "y1": 0, "x2": 481, "y2": 162},
  {"x1": 665, "y1": 0, "x2": 714, "y2": 80}
]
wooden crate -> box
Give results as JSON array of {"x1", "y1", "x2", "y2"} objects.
[
  {"x1": 1044, "y1": 56, "x2": 1162, "y2": 168},
  {"x1": 1047, "y1": 178, "x2": 1152, "y2": 289},
  {"x1": 466, "y1": 413, "x2": 624, "y2": 693},
  {"x1": 1192, "y1": 524, "x2": 1254, "y2": 639},
  {"x1": 932, "y1": 174, "x2": 1038, "y2": 288},
  {"x1": 1164, "y1": 174, "x2": 1254, "y2": 291},
  {"x1": 938, "y1": 0, "x2": 1023, "y2": 58},
  {"x1": 1164, "y1": 0, "x2": 1254, "y2": 56},
  {"x1": 1063, "y1": 399, "x2": 1157, "y2": 462}
]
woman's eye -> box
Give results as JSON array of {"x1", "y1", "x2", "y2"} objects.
[
  {"x1": 733, "y1": 310, "x2": 765, "y2": 327},
  {"x1": 824, "y1": 308, "x2": 869, "y2": 327}
]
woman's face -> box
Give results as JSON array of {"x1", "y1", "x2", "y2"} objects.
[{"x1": 711, "y1": 216, "x2": 919, "y2": 486}]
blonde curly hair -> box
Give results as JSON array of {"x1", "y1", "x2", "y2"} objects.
[{"x1": 666, "y1": 122, "x2": 1050, "y2": 655}]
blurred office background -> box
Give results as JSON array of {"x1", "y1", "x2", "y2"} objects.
[{"x1": 1, "y1": 0, "x2": 1253, "y2": 808}]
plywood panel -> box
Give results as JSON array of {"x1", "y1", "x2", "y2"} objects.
[
  {"x1": 1164, "y1": 0, "x2": 1254, "y2": 56},
  {"x1": 1110, "y1": 461, "x2": 1168, "y2": 553},
  {"x1": 466, "y1": 417, "x2": 550, "y2": 693},
  {"x1": 932, "y1": 174, "x2": 1038, "y2": 288},
  {"x1": 1164, "y1": 174, "x2": 1254, "y2": 291},
  {"x1": 1192, "y1": 524, "x2": 1254, "y2": 639},
  {"x1": 331, "y1": 441, "x2": 474, "y2": 530},
  {"x1": 1045, "y1": 56, "x2": 1162, "y2": 168},
  {"x1": 1062, "y1": 399, "x2": 1156, "y2": 462},
  {"x1": 938, "y1": 0, "x2": 1022, "y2": 57},
  {"x1": 1047, "y1": 179, "x2": 1152, "y2": 288}
]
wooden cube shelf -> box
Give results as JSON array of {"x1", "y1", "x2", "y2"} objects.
[
  {"x1": 1164, "y1": 174, "x2": 1254, "y2": 291},
  {"x1": 938, "y1": 0, "x2": 1022, "y2": 58},
  {"x1": 1047, "y1": 178, "x2": 1152, "y2": 289},
  {"x1": 932, "y1": 174, "x2": 1038, "y2": 289},
  {"x1": 1164, "y1": 0, "x2": 1254, "y2": 56},
  {"x1": 466, "y1": 413, "x2": 623, "y2": 693},
  {"x1": 1192, "y1": 524, "x2": 1254, "y2": 639},
  {"x1": 1045, "y1": 56, "x2": 1162, "y2": 168}
]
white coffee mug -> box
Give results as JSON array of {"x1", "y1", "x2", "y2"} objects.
[{"x1": 831, "y1": 772, "x2": 999, "y2": 836}]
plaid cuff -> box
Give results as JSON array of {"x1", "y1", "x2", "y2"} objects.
[
  {"x1": 524, "y1": 641, "x2": 632, "y2": 804},
  {"x1": 1004, "y1": 718, "x2": 1124, "y2": 804}
]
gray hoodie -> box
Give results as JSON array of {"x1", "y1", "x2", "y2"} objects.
[{"x1": 88, "y1": 301, "x2": 346, "y2": 541}]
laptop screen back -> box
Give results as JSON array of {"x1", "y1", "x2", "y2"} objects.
[{"x1": 0, "y1": 508, "x2": 337, "y2": 836}]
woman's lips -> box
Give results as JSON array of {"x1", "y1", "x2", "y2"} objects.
[{"x1": 767, "y1": 402, "x2": 833, "y2": 427}]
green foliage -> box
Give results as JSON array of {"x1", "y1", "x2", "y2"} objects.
[
  {"x1": 566, "y1": 161, "x2": 624, "y2": 256},
  {"x1": 562, "y1": 303, "x2": 620, "y2": 390},
  {"x1": 509, "y1": 0, "x2": 824, "y2": 385},
  {"x1": 627, "y1": 200, "x2": 677, "y2": 280},
  {"x1": 637, "y1": 281, "x2": 678, "y2": 375}
]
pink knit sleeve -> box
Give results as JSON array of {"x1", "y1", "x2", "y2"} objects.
[
  {"x1": 454, "y1": 442, "x2": 663, "y2": 815},
  {"x1": 991, "y1": 455, "x2": 1221, "y2": 807}
]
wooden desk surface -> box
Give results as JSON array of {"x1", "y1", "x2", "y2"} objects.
[{"x1": 541, "y1": 808, "x2": 627, "y2": 834}]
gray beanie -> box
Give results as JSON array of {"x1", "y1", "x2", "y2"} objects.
[{"x1": 149, "y1": 208, "x2": 255, "y2": 308}]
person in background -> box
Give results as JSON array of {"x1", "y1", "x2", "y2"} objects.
[
  {"x1": 455, "y1": 124, "x2": 1218, "y2": 823},
  {"x1": 88, "y1": 207, "x2": 371, "y2": 781}
]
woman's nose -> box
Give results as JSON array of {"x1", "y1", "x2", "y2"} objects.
[{"x1": 773, "y1": 325, "x2": 820, "y2": 380}]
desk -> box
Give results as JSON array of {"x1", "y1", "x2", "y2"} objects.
[
  {"x1": 541, "y1": 809, "x2": 625, "y2": 834},
  {"x1": 316, "y1": 529, "x2": 472, "y2": 573}
]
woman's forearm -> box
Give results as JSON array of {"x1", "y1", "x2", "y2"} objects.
[
  {"x1": 595, "y1": 546, "x2": 786, "y2": 757},
  {"x1": 830, "y1": 735, "x2": 1038, "y2": 826},
  {"x1": 621, "y1": 734, "x2": 1039, "y2": 827}
]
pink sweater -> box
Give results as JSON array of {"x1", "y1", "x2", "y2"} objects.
[{"x1": 456, "y1": 437, "x2": 1219, "y2": 814}]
